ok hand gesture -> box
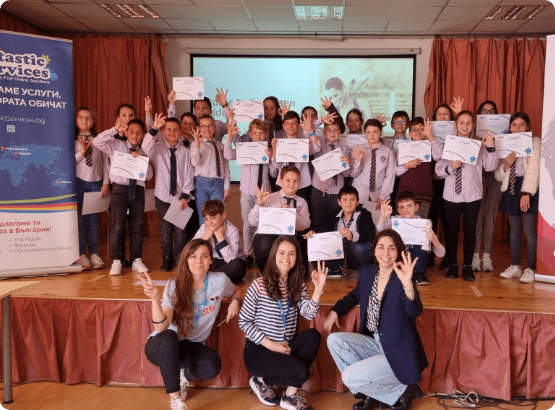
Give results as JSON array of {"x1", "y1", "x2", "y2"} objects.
[
  {"x1": 192, "y1": 127, "x2": 204, "y2": 148},
  {"x1": 393, "y1": 251, "x2": 418, "y2": 288},
  {"x1": 278, "y1": 100, "x2": 292, "y2": 117},
  {"x1": 254, "y1": 184, "x2": 271, "y2": 206}
]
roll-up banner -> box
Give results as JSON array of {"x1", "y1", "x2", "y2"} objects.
[{"x1": 0, "y1": 30, "x2": 80, "y2": 276}]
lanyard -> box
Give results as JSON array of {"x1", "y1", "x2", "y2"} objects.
[
  {"x1": 194, "y1": 275, "x2": 209, "y2": 329},
  {"x1": 277, "y1": 298, "x2": 291, "y2": 329}
]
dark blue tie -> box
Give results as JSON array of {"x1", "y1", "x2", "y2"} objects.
[
  {"x1": 170, "y1": 147, "x2": 177, "y2": 196},
  {"x1": 128, "y1": 147, "x2": 137, "y2": 201}
]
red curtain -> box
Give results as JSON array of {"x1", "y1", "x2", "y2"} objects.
[
  {"x1": 0, "y1": 10, "x2": 50, "y2": 36},
  {"x1": 424, "y1": 37, "x2": 546, "y2": 135}
]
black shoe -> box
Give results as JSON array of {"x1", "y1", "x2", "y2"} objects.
[
  {"x1": 446, "y1": 264, "x2": 458, "y2": 279},
  {"x1": 390, "y1": 384, "x2": 423, "y2": 410},
  {"x1": 160, "y1": 259, "x2": 174, "y2": 272},
  {"x1": 428, "y1": 257, "x2": 435, "y2": 268},
  {"x1": 439, "y1": 257, "x2": 450, "y2": 270},
  {"x1": 246, "y1": 255, "x2": 255, "y2": 269},
  {"x1": 121, "y1": 259, "x2": 131, "y2": 268},
  {"x1": 462, "y1": 265, "x2": 475, "y2": 281},
  {"x1": 415, "y1": 273, "x2": 429, "y2": 285},
  {"x1": 353, "y1": 394, "x2": 376, "y2": 410}
]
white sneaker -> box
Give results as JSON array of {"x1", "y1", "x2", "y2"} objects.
[
  {"x1": 75, "y1": 254, "x2": 91, "y2": 270},
  {"x1": 520, "y1": 268, "x2": 535, "y2": 283},
  {"x1": 109, "y1": 260, "x2": 122, "y2": 276},
  {"x1": 170, "y1": 395, "x2": 188, "y2": 410},
  {"x1": 180, "y1": 369, "x2": 189, "y2": 401},
  {"x1": 500, "y1": 265, "x2": 522, "y2": 279},
  {"x1": 90, "y1": 254, "x2": 105, "y2": 269},
  {"x1": 132, "y1": 258, "x2": 149, "y2": 273},
  {"x1": 482, "y1": 254, "x2": 493, "y2": 272},
  {"x1": 471, "y1": 254, "x2": 481, "y2": 271}
]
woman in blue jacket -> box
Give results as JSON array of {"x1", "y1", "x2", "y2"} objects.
[{"x1": 325, "y1": 229, "x2": 427, "y2": 410}]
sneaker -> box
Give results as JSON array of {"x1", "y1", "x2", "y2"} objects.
[
  {"x1": 109, "y1": 260, "x2": 122, "y2": 276},
  {"x1": 500, "y1": 265, "x2": 522, "y2": 279},
  {"x1": 280, "y1": 392, "x2": 314, "y2": 410},
  {"x1": 75, "y1": 254, "x2": 91, "y2": 270},
  {"x1": 170, "y1": 395, "x2": 187, "y2": 410},
  {"x1": 482, "y1": 254, "x2": 493, "y2": 272},
  {"x1": 471, "y1": 254, "x2": 481, "y2": 271},
  {"x1": 179, "y1": 369, "x2": 189, "y2": 401},
  {"x1": 415, "y1": 273, "x2": 429, "y2": 285},
  {"x1": 519, "y1": 268, "x2": 535, "y2": 283},
  {"x1": 249, "y1": 376, "x2": 280, "y2": 406},
  {"x1": 132, "y1": 258, "x2": 149, "y2": 273},
  {"x1": 90, "y1": 254, "x2": 105, "y2": 269}
]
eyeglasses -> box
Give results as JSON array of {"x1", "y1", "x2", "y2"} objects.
[
  {"x1": 392, "y1": 120, "x2": 407, "y2": 125},
  {"x1": 199, "y1": 125, "x2": 215, "y2": 129},
  {"x1": 78, "y1": 116, "x2": 93, "y2": 121},
  {"x1": 481, "y1": 109, "x2": 497, "y2": 115}
]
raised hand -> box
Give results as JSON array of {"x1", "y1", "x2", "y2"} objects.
[
  {"x1": 320, "y1": 96, "x2": 333, "y2": 110},
  {"x1": 423, "y1": 118, "x2": 433, "y2": 141},
  {"x1": 483, "y1": 131, "x2": 495, "y2": 147},
  {"x1": 114, "y1": 117, "x2": 128, "y2": 133},
  {"x1": 451, "y1": 160, "x2": 462, "y2": 170},
  {"x1": 300, "y1": 113, "x2": 314, "y2": 132},
  {"x1": 352, "y1": 145, "x2": 364, "y2": 161},
  {"x1": 393, "y1": 251, "x2": 418, "y2": 287},
  {"x1": 192, "y1": 127, "x2": 204, "y2": 148},
  {"x1": 152, "y1": 113, "x2": 166, "y2": 129},
  {"x1": 145, "y1": 95, "x2": 153, "y2": 117},
  {"x1": 137, "y1": 272, "x2": 160, "y2": 300},
  {"x1": 254, "y1": 184, "x2": 271, "y2": 206},
  {"x1": 278, "y1": 100, "x2": 292, "y2": 117},
  {"x1": 322, "y1": 112, "x2": 338, "y2": 125},
  {"x1": 215, "y1": 88, "x2": 228, "y2": 107},
  {"x1": 450, "y1": 96, "x2": 464, "y2": 116},
  {"x1": 226, "y1": 108, "x2": 235, "y2": 121},
  {"x1": 167, "y1": 90, "x2": 176, "y2": 106},
  {"x1": 78, "y1": 135, "x2": 92, "y2": 155},
  {"x1": 376, "y1": 114, "x2": 387, "y2": 126},
  {"x1": 227, "y1": 119, "x2": 239, "y2": 138},
  {"x1": 311, "y1": 259, "x2": 328, "y2": 292},
  {"x1": 380, "y1": 199, "x2": 393, "y2": 218}
]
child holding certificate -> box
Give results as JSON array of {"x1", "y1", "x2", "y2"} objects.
[
  {"x1": 192, "y1": 90, "x2": 232, "y2": 143},
  {"x1": 224, "y1": 118, "x2": 271, "y2": 269},
  {"x1": 94, "y1": 118, "x2": 154, "y2": 276},
  {"x1": 239, "y1": 236, "x2": 326, "y2": 410},
  {"x1": 249, "y1": 166, "x2": 311, "y2": 274},
  {"x1": 435, "y1": 111, "x2": 498, "y2": 281},
  {"x1": 376, "y1": 191, "x2": 445, "y2": 285},
  {"x1": 496, "y1": 112, "x2": 541, "y2": 284},
  {"x1": 350, "y1": 119, "x2": 396, "y2": 209}
]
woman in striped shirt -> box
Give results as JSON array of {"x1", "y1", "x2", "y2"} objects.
[{"x1": 239, "y1": 236, "x2": 327, "y2": 410}]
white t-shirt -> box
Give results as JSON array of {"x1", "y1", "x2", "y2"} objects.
[{"x1": 149, "y1": 271, "x2": 235, "y2": 343}]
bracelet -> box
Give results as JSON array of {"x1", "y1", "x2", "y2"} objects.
[
  {"x1": 403, "y1": 287, "x2": 414, "y2": 293},
  {"x1": 151, "y1": 315, "x2": 167, "y2": 324},
  {"x1": 150, "y1": 127, "x2": 158, "y2": 131},
  {"x1": 222, "y1": 103, "x2": 229, "y2": 108},
  {"x1": 308, "y1": 132, "x2": 316, "y2": 137}
]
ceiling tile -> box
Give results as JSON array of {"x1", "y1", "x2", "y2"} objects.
[
  {"x1": 190, "y1": 0, "x2": 244, "y2": 4},
  {"x1": 438, "y1": 6, "x2": 492, "y2": 19},
  {"x1": 164, "y1": 18, "x2": 215, "y2": 30},
  {"x1": 344, "y1": 6, "x2": 395, "y2": 22},
  {"x1": 386, "y1": 20, "x2": 435, "y2": 31},
  {"x1": 396, "y1": 0, "x2": 448, "y2": 5},
  {"x1": 148, "y1": 5, "x2": 204, "y2": 19},
  {"x1": 197, "y1": 5, "x2": 249, "y2": 19},
  {"x1": 515, "y1": 18, "x2": 555, "y2": 32},
  {"x1": 295, "y1": 0, "x2": 347, "y2": 4},
  {"x1": 429, "y1": 19, "x2": 481, "y2": 32},
  {"x1": 32, "y1": 17, "x2": 91, "y2": 31},
  {"x1": 246, "y1": 6, "x2": 296, "y2": 20},
  {"x1": 122, "y1": 18, "x2": 174, "y2": 32},
  {"x1": 471, "y1": 19, "x2": 528, "y2": 32},
  {"x1": 209, "y1": 19, "x2": 257, "y2": 31},
  {"x1": 145, "y1": 0, "x2": 193, "y2": 3},
  {"x1": 345, "y1": 0, "x2": 396, "y2": 4},
  {"x1": 90, "y1": 0, "x2": 144, "y2": 4},
  {"x1": 391, "y1": 6, "x2": 443, "y2": 20},
  {"x1": 1, "y1": 0, "x2": 47, "y2": 3},
  {"x1": 2, "y1": 3, "x2": 71, "y2": 18},
  {"x1": 252, "y1": 20, "x2": 300, "y2": 32},
  {"x1": 50, "y1": 4, "x2": 114, "y2": 18},
  {"x1": 534, "y1": 4, "x2": 555, "y2": 18},
  {"x1": 448, "y1": 0, "x2": 501, "y2": 5},
  {"x1": 243, "y1": 0, "x2": 293, "y2": 4},
  {"x1": 342, "y1": 20, "x2": 388, "y2": 32},
  {"x1": 499, "y1": 0, "x2": 553, "y2": 5},
  {"x1": 298, "y1": 19, "x2": 343, "y2": 31},
  {"x1": 75, "y1": 17, "x2": 136, "y2": 31}
]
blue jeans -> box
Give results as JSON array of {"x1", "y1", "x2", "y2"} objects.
[
  {"x1": 327, "y1": 332, "x2": 406, "y2": 406},
  {"x1": 194, "y1": 176, "x2": 224, "y2": 225},
  {"x1": 408, "y1": 245, "x2": 430, "y2": 275},
  {"x1": 325, "y1": 241, "x2": 372, "y2": 273},
  {"x1": 76, "y1": 178, "x2": 102, "y2": 255}
]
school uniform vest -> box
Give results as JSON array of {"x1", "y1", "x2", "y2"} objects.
[{"x1": 398, "y1": 162, "x2": 433, "y2": 203}]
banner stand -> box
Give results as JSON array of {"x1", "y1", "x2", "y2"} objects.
[{"x1": 0, "y1": 265, "x2": 82, "y2": 280}]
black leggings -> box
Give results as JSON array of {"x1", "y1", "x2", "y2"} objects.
[
  {"x1": 443, "y1": 199, "x2": 481, "y2": 266},
  {"x1": 212, "y1": 258, "x2": 247, "y2": 282},
  {"x1": 144, "y1": 330, "x2": 221, "y2": 394},
  {"x1": 243, "y1": 329, "x2": 321, "y2": 388}
]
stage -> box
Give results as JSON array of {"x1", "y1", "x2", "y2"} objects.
[{"x1": 1, "y1": 238, "x2": 554, "y2": 401}]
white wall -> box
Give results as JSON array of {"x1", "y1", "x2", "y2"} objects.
[{"x1": 162, "y1": 36, "x2": 434, "y2": 118}]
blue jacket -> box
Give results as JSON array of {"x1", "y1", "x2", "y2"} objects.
[{"x1": 331, "y1": 264, "x2": 428, "y2": 385}]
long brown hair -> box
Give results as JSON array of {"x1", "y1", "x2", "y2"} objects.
[
  {"x1": 263, "y1": 236, "x2": 304, "y2": 307},
  {"x1": 371, "y1": 229, "x2": 406, "y2": 265},
  {"x1": 173, "y1": 239, "x2": 213, "y2": 338}
]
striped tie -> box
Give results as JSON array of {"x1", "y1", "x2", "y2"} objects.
[
  {"x1": 83, "y1": 135, "x2": 92, "y2": 167},
  {"x1": 509, "y1": 162, "x2": 516, "y2": 195},
  {"x1": 369, "y1": 148, "x2": 377, "y2": 192},
  {"x1": 342, "y1": 216, "x2": 354, "y2": 276},
  {"x1": 208, "y1": 141, "x2": 222, "y2": 178},
  {"x1": 455, "y1": 167, "x2": 462, "y2": 195}
]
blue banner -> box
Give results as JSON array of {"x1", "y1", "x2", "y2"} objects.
[{"x1": 0, "y1": 30, "x2": 78, "y2": 271}]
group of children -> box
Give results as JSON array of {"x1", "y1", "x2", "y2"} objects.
[{"x1": 74, "y1": 91, "x2": 541, "y2": 285}]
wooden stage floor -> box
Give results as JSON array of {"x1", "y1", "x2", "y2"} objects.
[{"x1": 8, "y1": 238, "x2": 555, "y2": 315}]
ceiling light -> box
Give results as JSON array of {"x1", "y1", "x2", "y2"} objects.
[
  {"x1": 333, "y1": 6, "x2": 343, "y2": 20},
  {"x1": 294, "y1": 6, "x2": 307, "y2": 20},
  {"x1": 100, "y1": 4, "x2": 122, "y2": 18},
  {"x1": 294, "y1": 6, "x2": 344, "y2": 20},
  {"x1": 311, "y1": 6, "x2": 327, "y2": 19},
  {"x1": 485, "y1": 6, "x2": 505, "y2": 19},
  {"x1": 502, "y1": 5, "x2": 528, "y2": 20},
  {"x1": 116, "y1": 4, "x2": 144, "y2": 18},
  {"x1": 523, "y1": 5, "x2": 546, "y2": 19},
  {"x1": 137, "y1": 5, "x2": 159, "y2": 19}
]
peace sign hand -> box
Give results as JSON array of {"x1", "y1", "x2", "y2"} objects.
[
  {"x1": 254, "y1": 184, "x2": 271, "y2": 206},
  {"x1": 311, "y1": 259, "x2": 328, "y2": 292},
  {"x1": 393, "y1": 251, "x2": 418, "y2": 287},
  {"x1": 145, "y1": 95, "x2": 153, "y2": 117},
  {"x1": 278, "y1": 100, "x2": 292, "y2": 116},
  {"x1": 167, "y1": 90, "x2": 176, "y2": 106},
  {"x1": 137, "y1": 272, "x2": 160, "y2": 301}
]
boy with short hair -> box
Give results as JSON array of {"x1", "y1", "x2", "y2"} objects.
[
  {"x1": 377, "y1": 190, "x2": 445, "y2": 285},
  {"x1": 94, "y1": 118, "x2": 154, "y2": 276},
  {"x1": 193, "y1": 199, "x2": 247, "y2": 282},
  {"x1": 224, "y1": 118, "x2": 271, "y2": 268},
  {"x1": 249, "y1": 165, "x2": 311, "y2": 273},
  {"x1": 305, "y1": 186, "x2": 376, "y2": 274},
  {"x1": 382, "y1": 110, "x2": 410, "y2": 154},
  {"x1": 192, "y1": 91, "x2": 231, "y2": 143},
  {"x1": 191, "y1": 114, "x2": 231, "y2": 225},
  {"x1": 142, "y1": 114, "x2": 194, "y2": 271}
]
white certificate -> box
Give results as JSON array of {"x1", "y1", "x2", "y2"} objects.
[
  {"x1": 431, "y1": 121, "x2": 455, "y2": 144},
  {"x1": 312, "y1": 148, "x2": 350, "y2": 181},
  {"x1": 397, "y1": 140, "x2": 432, "y2": 165},
  {"x1": 144, "y1": 189, "x2": 156, "y2": 213},
  {"x1": 82, "y1": 192, "x2": 110, "y2": 215},
  {"x1": 307, "y1": 232, "x2": 344, "y2": 261},
  {"x1": 381, "y1": 137, "x2": 404, "y2": 155},
  {"x1": 494, "y1": 132, "x2": 533, "y2": 158},
  {"x1": 110, "y1": 151, "x2": 150, "y2": 181},
  {"x1": 232, "y1": 100, "x2": 264, "y2": 122},
  {"x1": 441, "y1": 135, "x2": 482, "y2": 165},
  {"x1": 391, "y1": 218, "x2": 428, "y2": 246},
  {"x1": 258, "y1": 207, "x2": 296, "y2": 235},
  {"x1": 173, "y1": 77, "x2": 204, "y2": 100},
  {"x1": 275, "y1": 139, "x2": 309, "y2": 163},
  {"x1": 475, "y1": 114, "x2": 510, "y2": 138},
  {"x1": 163, "y1": 198, "x2": 194, "y2": 230},
  {"x1": 236, "y1": 142, "x2": 270, "y2": 165},
  {"x1": 338, "y1": 133, "x2": 367, "y2": 151}
]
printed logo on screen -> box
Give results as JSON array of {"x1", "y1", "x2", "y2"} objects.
[
  {"x1": 0, "y1": 51, "x2": 57, "y2": 81},
  {"x1": 7, "y1": 125, "x2": 15, "y2": 133}
]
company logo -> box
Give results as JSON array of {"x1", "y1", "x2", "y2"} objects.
[
  {"x1": 0, "y1": 51, "x2": 55, "y2": 80},
  {"x1": 525, "y1": 147, "x2": 532, "y2": 155},
  {"x1": 393, "y1": 220, "x2": 400, "y2": 228},
  {"x1": 287, "y1": 225, "x2": 294, "y2": 233},
  {"x1": 470, "y1": 156, "x2": 476, "y2": 163},
  {"x1": 335, "y1": 248, "x2": 343, "y2": 257}
]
